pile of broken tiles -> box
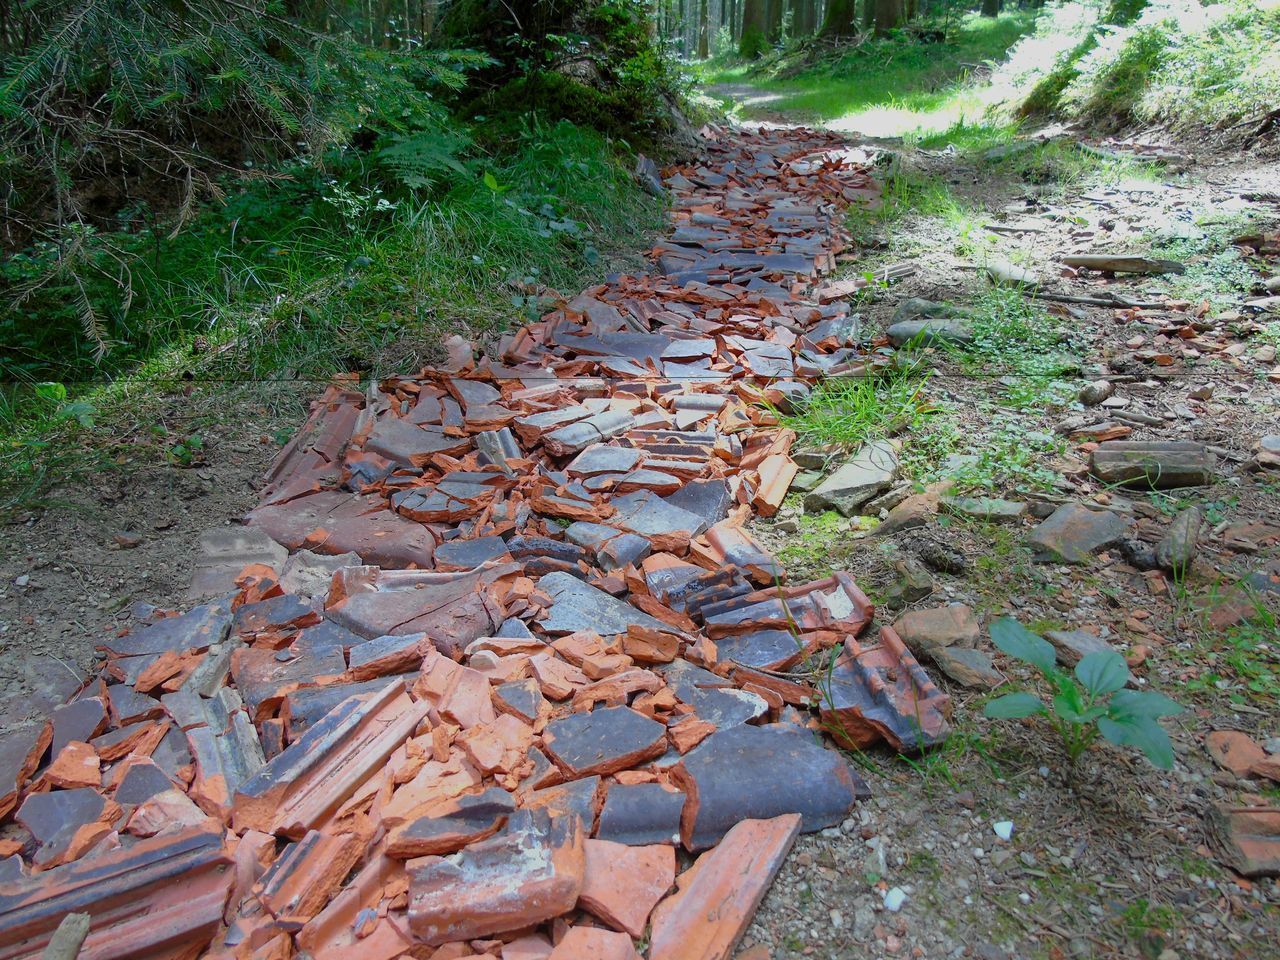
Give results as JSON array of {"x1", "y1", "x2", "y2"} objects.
[{"x1": 0, "y1": 125, "x2": 952, "y2": 960}]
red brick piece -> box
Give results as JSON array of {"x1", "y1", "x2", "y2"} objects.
[{"x1": 647, "y1": 815, "x2": 801, "y2": 960}]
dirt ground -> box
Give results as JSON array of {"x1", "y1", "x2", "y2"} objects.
[
  {"x1": 718, "y1": 100, "x2": 1280, "y2": 958},
  {"x1": 1, "y1": 95, "x2": 1278, "y2": 959},
  {"x1": 0, "y1": 384, "x2": 304, "y2": 726}
]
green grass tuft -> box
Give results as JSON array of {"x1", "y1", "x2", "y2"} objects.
[{"x1": 783, "y1": 368, "x2": 927, "y2": 451}]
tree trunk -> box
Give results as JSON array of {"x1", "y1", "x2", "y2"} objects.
[
  {"x1": 765, "y1": 0, "x2": 783, "y2": 41},
  {"x1": 981, "y1": 0, "x2": 1000, "y2": 17},
  {"x1": 794, "y1": 0, "x2": 818, "y2": 35},
  {"x1": 698, "y1": 0, "x2": 710, "y2": 56},
  {"x1": 874, "y1": 0, "x2": 903, "y2": 33},
  {"x1": 861, "y1": 0, "x2": 875, "y2": 32},
  {"x1": 819, "y1": 0, "x2": 857, "y2": 37},
  {"x1": 740, "y1": 0, "x2": 768, "y2": 55}
]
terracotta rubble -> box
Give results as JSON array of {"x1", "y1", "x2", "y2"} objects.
[{"x1": 0, "y1": 125, "x2": 956, "y2": 959}]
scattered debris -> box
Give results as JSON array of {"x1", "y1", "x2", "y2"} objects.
[{"x1": 0, "y1": 126, "x2": 955, "y2": 960}]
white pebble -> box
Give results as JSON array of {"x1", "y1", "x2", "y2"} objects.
[
  {"x1": 883, "y1": 887, "x2": 907, "y2": 912},
  {"x1": 993, "y1": 821, "x2": 1014, "y2": 841}
]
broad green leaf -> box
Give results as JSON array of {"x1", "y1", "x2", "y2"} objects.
[
  {"x1": 1052, "y1": 685, "x2": 1086, "y2": 723},
  {"x1": 1075, "y1": 651, "x2": 1129, "y2": 696},
  {"x1": 1098, "y1": 716, "x2": 1175, "y2": 769},
  {"x1": 983, "y1": 692, "x2": 1046, "y2": 719},
  {"x1": 35, "y1": 381, "x2": 67, "y2": 403},
  {"x1": 483, "y1": 171, "x2": 499, "y2": 191},
  {"x1": 1109, "y1": 688, "x2": 1184, "y2": 720},
  {"x1": 989, "y1": 617, "x2": 1057, "y2": 672}
]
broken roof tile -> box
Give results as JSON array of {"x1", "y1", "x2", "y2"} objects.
[
  {"x1": 407, "y1": 809, "x2": 585, "y2": 945},
  {"x1": 596, "y1": 782, "x2": 684, "y2": 846},
  {"x1": 387, "y1": 787, "x2": 516, "y2": 858},
  {"x1": 0, "y1": 825, "x2": 231, "y2": 959},
  {"x1": 647, "y1": 815, "x2": 800, "y2": 960},
  {"x1": 579, "y1": 838, "x2": 675, "y2": 937},
  {"x1": 543, "y1": 706, "x2": 667, "y2": 779},
  {"x1": 671, "y1": 723, "x2": 865, "y2": 850},
  {"x1": 233, "y1": 680, "x2": 428, "y2": 838}
]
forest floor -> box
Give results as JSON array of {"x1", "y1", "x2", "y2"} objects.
[
  {"x1": 1, "y1": 52, "x2": 1278, "y2": 960},
  {"x1": 710, "y1": 83, "x2": 1280, "y2": 960}
]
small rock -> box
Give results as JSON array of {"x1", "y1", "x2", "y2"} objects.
[
  {"x1": 865, "y1": 481, "x2": 913, "y2": 515},
  {"x1": 1028, "y1": 504, "x2": 1131, "y2": 564},
  {"x1": 114, "y1": 532, "x2": 143, "y2": 549},
  {"x1": 1155, "y1": 506, "x2": 1202, "y2": 573},
  {"x1": 931, "y1": 648, "x2": 1003, "y2": 689},
  {"x1": 1045, "y1": 629, "x2": 1116, "y2": 666},
  {"x1": 1118, "y1": 537, "x2": 1159, "y2": 571},
  {"x1": 805, "y1": 441, "x2": 899, "y2": 516},
  {"x1": 1248, "y1": 435, "x2": 1280, "y2": 471},
  {"x1": 892, "y1": 605, "x2": 980, "y2": 658},
  {"x1": 985, "y1": 259, "x2": 1039, "y2": 286},
  {"x1": 883, "y1": 887, "x2": 907, "y2": 912},
  {"x1": 1078, "y1": 380, "x2": 1114, "y2": 406},
  {"x1": 940, "y1": 496, "x2": 1026, "y2": 524},
  {"x1": 891, "y1": 298, "x2": 965, "y2": 325},
  {"x1": 884, "y1": 556, "x2": 935, "y2": 610},
  {"x1": 915, "y1": 541, "x2": 969, "y2": 575},
  {"x1": 886, "y1": 317, "x2": 975, "y2": 348},
  {"x1": 878, "y1": 494, "x2": 936, "y2": 535}
]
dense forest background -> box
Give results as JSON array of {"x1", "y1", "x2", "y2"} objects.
[{"x1": 1, "y1": 0, "x2": 1277, "y2": 498}]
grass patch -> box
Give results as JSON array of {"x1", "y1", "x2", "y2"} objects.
[
  {"x1": 1020, "y1": 0, "x2": 1280, "y2": 133},
  {"x1": 782, "y1": 368, "x2": 927, "y2": 451},
  {"x1": 904, "y1": 411, "x2": 1064, "y2": 495},
  {"x1": 774, "y1": 510, "x2": 859, "y2": 579},
  {"x1": 705, "y1": 12, "x2": 1037, "y2": 138}
]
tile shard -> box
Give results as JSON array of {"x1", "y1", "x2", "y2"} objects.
[
  {"x1": 407, "y1": 809, "x2": 585, "y2": 945},
  {"x1": 819, "y1": 627, "x2": 951, "y2": 752},
  {"x1": 233, "y1": 680, "x2": 427, "y2": 838},
  {"x1": 671, "y1": 723, "x2": 864, "y2": 850},
  {"x1": 543, "y1": 706, "x2": 668, "y2": 779},
  {"x1": 647, "y1": 814, "x2": 801, "y2": 960},
  {"x1": 1206, "y1": 804, "x2": 1280, "y2": 878},
  {"x1": 578, "y1": 838, "x2": 675, "y2": 937},
  {"x1": 0, "y1": 824, "x2": 231, "y2": 960}
]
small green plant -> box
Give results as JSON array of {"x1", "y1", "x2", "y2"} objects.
[{"x1": 983, "y1": 617, "x2": 1183, "y2": 770}]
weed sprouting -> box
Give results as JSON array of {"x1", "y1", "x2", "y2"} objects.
[{"x1": 983, "y1": 617, "x2": 1184, "y2": 773}]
